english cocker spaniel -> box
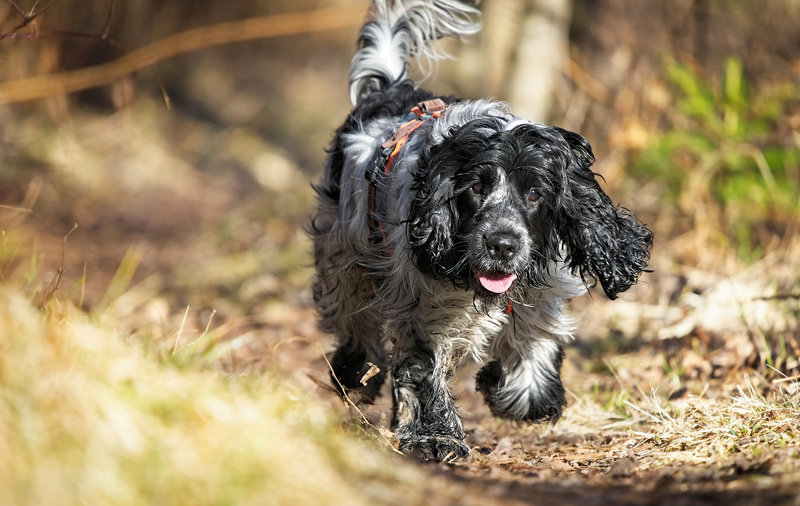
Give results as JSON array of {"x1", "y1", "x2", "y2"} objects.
[{"x1": 310, "y1": 0, "x2": 653, "y2": 462}]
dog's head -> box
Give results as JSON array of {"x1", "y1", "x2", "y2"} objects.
[{"x1": 407, "y1": 117, "x2": 653, "y2": 302}]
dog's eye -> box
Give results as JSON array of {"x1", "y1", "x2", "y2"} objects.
[
  {"x1": 472, "y1": 182, "x2": 484, "y2": 195},
  {"x1": 528, "y1": 188, "x2": 540, "y2": 203}
]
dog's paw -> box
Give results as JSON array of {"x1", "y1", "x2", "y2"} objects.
[
  {"x1": 396, "y1": 435, "x2": 471, "y2": 463},
  {"x1": 476, "y1": 360, "x2": 565, "y2": 423}
]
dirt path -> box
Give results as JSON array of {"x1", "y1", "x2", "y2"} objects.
[{"x1": 267, "y1": 327, "x2": 800, "y2": 506}]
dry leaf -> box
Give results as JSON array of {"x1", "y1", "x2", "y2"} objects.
[{"x1": 360, "y1": 362, "x2": 381, "y2": 386}]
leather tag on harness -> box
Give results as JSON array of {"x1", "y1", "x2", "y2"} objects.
[{"x1": 414, "y1": 98, "x2": 447, "y2": 115}]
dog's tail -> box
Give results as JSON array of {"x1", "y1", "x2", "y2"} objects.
[{"x1": 349, "y1": 0, "x2": 481, "y2": 106}]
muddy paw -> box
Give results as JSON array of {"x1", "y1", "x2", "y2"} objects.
[{"x1": 396, "y1": 435, "x2": 471, "y2": 462}]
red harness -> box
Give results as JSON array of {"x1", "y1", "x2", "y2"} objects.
[{"x1": 366, "y1": 99, "x2": 447, "y2": 254}]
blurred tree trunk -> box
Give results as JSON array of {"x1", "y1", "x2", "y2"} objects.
[{"x1": 480, "y1": 0, "x2": 573, "y2": 122}]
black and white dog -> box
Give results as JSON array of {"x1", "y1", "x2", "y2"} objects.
[{"x1": 311, "y1": 0, "x2": 652, "y2": 462}]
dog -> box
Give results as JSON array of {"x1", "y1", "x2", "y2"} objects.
[{"x1": 310, "y1": 0, "x2": 653, "y2": 462}]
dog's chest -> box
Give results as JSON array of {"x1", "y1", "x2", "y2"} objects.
[{"x1": 415, "y1": 285, "x2": 510, "y2": 359}]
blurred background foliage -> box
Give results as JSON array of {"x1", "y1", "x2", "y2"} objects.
[{"x1": 634, "y1": 56, "x2": 798, "y2": 262}]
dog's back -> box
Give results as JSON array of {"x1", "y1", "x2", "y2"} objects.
[{"x1": 311, "y1": 0, "x2": 486, "y2": 284}]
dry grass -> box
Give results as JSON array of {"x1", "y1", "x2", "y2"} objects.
[
  {"x1": 0, "y1": 286, "x2": 420, "y2": 506},
  {"x1": 652, "y1": 379, "x2": 799, "y2": 459}
]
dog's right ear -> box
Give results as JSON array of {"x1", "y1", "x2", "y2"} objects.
[{"x1": 407, "y1": 158, "x2": 459, "y2": 278}]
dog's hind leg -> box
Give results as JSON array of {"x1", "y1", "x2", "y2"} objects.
[
  {"x1": 312, "y1": 239, "x2": 387, "y2": 402},
  {"x1": 327, "y1": 286, "x2": 387, "y2": 403}
]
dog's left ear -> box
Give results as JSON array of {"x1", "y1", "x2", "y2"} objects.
[{"x1": 554, "y1": 128, "x2": 653, "y2": 299}]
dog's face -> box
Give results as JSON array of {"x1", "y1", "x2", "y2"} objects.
[
  {"x1": 458, "y1": 154, "x2": 553, "y2": 299},
  {"x1": 407, "y1": 118, "x2": 653, "y2": 303}
]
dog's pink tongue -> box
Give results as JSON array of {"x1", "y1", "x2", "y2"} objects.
[{"x1": 476, "y1": 271, "x2": 517, "y2": 294}]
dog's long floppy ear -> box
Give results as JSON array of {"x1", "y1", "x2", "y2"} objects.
[
  {"x1": 554, "y1": 127, "x2": 653, "y2": 299},
  {"x1": 406, "y1": 141, "x2": 462, "y2": 280}
]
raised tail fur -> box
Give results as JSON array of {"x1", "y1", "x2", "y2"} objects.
[{"x1": 349, "y1": 0, "x2": 481, "y2": 106}]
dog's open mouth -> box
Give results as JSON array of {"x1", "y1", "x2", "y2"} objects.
[{"x1": 474, "y1": 270, "x2": 517, "y2": 294}]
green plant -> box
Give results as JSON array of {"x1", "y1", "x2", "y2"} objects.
[{"x1": 633, "y1": 56, "x2": 800, "y2": 261}]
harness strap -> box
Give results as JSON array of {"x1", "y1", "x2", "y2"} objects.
[
  {"x1": 366, "y1": 99, "x2": 447, "y2": 254},
  {"x1": 381, "y1": 99, "x2": 447, "y2": 151}
]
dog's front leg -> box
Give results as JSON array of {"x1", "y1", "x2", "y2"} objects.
[
  {"x1": 476, "y1": 300, "x2": 572, "y2": 423},
  {"x1": 390, "y1": 322, "x2": 469, "y2": 462}
]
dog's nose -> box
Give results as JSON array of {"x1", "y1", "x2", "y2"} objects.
[{"x1": 486, "y1": 234, "x2": 519, "y2": 261}]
